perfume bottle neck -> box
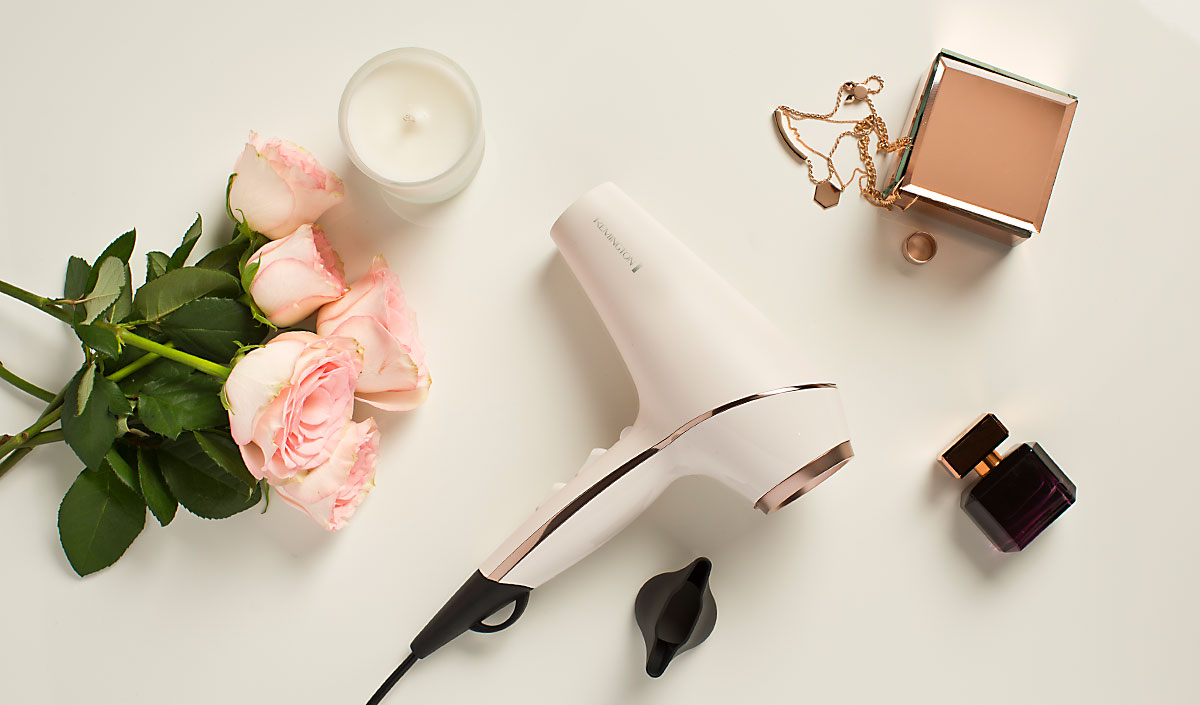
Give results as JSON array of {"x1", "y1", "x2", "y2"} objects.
[{"x1": 976, "y1": 451, "x2": 1002, "y2": 477}]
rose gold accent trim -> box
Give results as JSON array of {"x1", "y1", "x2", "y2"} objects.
[
  {"x1": 652, "y1": 385, "x2": 836, "y2": 451},
  {"x1": 754, "y1": 440, "x2": 854, "y2": 514},
  {"x1": 975, "y1": 451, "x2": 1002, "y2": 478},
  {"x1": 901, "y1": 184, "x2": 1035, "y2": 235},
  {"x1": 486, "y1": 384, "x2": 838, "y2": 581}
]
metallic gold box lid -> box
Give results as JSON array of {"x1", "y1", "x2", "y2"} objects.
[{"x1": 886, "y1": 50, "x2": 1078, "y2": 245}]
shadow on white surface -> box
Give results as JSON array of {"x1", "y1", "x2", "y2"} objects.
[
  {"x1": 254, "y1": 493, "x2": 342, "y2": 560},
  {"x1": 923, "y1": 459, "x2": 1012, "y2": 577},
  {"x1": 318, "y1": 156, "x2": 438, "y2": 278},
  {"x1": 536, "y1": 255, "x2": 639, "y2": 435},
  {"x1": 869, "y1": 205, "x2": 1011, "y2": 288},
  {"x1": 646, "y1": 473, "x2": 768, "y2": 556}
]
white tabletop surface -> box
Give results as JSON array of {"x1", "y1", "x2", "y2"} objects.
[{"x1": 2, "y1": 1, "x2": 1198, "y2": 703}]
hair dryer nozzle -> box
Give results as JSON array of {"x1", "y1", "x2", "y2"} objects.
[{"x1": 635, "y1": 557, "x2": 718, "y2": 677}]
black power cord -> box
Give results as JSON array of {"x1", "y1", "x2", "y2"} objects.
[{"x1": 366, "y1": 652, "x2": 419, "y2": 705}]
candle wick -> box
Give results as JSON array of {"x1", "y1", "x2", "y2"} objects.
[{"x1": 403, "y1": 113, "x2": 416, "y2": 123}]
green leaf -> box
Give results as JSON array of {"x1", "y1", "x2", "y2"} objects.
[
  {"x1": 235, "y1": 246, "x2": 274, "y2": 331},
  {"x1": 234, "y1": 233, "x2": 274, "y2": 327},
  {"x1": 58, "y1": 465, "x2": 146, "y2": 576},
  {"x1": 236, "y1": 231, "x2": 268, "y2": 268},
  {"x1": 75, "y1": 323, "x2": 122, "y2": 358},
  {"x1": 136, "y1": 373, "x2": 226, "y2": 439},
  {"x1": 259, "y1": 479, "x2": 270, "y2": 513},
  {"x1": 239, "y1": 258, "x2": 259, "y2": 293},
  {"x1": 159, "y1": 297, "x2": 266, "y2": 362},
  {"x1": 138, "y1": 448, "x2": 177, "y2": 526},
  {"x1": 100, "y1": 376, "x2": 133, "y2": 416},
  {"x1": 95, "y1": 229, "x2": 137, "y2": 267},
  {"x1": 169, "y1": 214, "x2": 202, "y2": 270},
  {"x1": 133, "y1": 267, "x2": 240, "y2": 321},
  {"x1": 238, "y1": 292, "x2": 275, "y2": 329},
  {"x1": 104, "y1": 447, "x2": 140, "y2": 494},
  {"x1": 159, "y1": 432, "x2": 261, "y2": 519},
  {"x1": 146, "y1": 251, "x2": 170, "y2": 282},
  {"x1": 64, "y1": 256, "x2": 90, "y2": 300},
  {"x1": 194, "y1": 241, "x2": 245, "y2": 276},
  {"x1": 82, "y1": 257, "x2": 126, "y2": 324},
  {"x1": 79, "y1": 230, "x2": 136, "y2": 311},
  {"x1": 76, "y1": 363, "x2": 96, "y2": 417},
  {"x1": 193, "y1": 430, "x2": 257, "y2": 488},
  {"x1": 62, "y1": 365, "x2": 119, "y2": 469},
  {"x1": 225, "y1": 173, "x2": 237, "y2": 221},
  {"x1": 109, "y1": 357, "x2": 191, "y2": 395},
  {"x1": 235, "y1": 222, "x2": 257, "y2": 242},
  {"x1": 108, "y1": 263, "x2": 133, "y2": 323}
]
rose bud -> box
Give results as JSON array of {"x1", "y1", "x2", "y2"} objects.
[
  {"x1": 224, "y1": 331, "x2": 363, "y2": 487},
  {"x1": 228, "y1": 131, "x2": 345, "y2": 239},
  {"x1": 274, "y1": 418, "x2": 380, "y2": 531},
  {"x1": 246, "y1": 224, "x2": 349, "y2": 327},
  {"x1": 316, "y1": 255, "x2": 430, "y2": 411}
]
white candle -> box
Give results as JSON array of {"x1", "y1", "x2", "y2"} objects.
[{"x1": 339, "y1": 48, "x2": 484, "y2": 204}]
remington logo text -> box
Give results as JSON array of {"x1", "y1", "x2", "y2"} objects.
[{"x1": 593, "y1": 218, "x2": 643, "y2": 273}]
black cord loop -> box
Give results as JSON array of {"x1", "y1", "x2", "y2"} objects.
[{"x1": 469, "y1": 593, "x2": 530, "y2": 633}]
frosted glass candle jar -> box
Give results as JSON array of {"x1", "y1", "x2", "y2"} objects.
[{"x1": 339, "y1": 48, "x2": 484, "y2": 204}]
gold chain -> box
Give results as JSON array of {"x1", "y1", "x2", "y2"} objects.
[{"x1": 777, "y1": 76, "x2": 912, "y2": 208}]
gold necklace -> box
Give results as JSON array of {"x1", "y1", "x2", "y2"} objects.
[{"x1": 774, "y1": 76, "x2": 912, "y2": 210}]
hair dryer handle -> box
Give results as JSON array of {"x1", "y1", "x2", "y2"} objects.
[
  {"x1": 479, "y1": 428, "x2": 672, "y2": 589},
  {"x1": 409, "y1": 431, "x2": 669, "y2": 659}
]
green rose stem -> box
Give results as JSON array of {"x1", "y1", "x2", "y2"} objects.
[
  {"x1": 0, "y1": 281, "x2": 225, "y2": 379},
  {"x1": 0, "y1": 279, "x2": 71, "y2": 323},
  {"x1": 0, "y1": 448, "x2": 33, "y2": 478},
  {"x1": 117, "y1": 330, "x2": 231, "y2": 380},
  {"x1": 0, "y1": 345, "x2": 173, "y2": 478},
  {"x1": 18, "y1": 429, "x2": 63, "y2": 448},
  {"x1": 0, "y1": 274, "x2": 232, "y2": 472},
  {"x1": 0, "y1": 407, "x2": 63, "y2": 460},
  {"x1": 0, "y1": 428, "x2": 65, "y2": 477},
  {"x1": 0, "y1": 388, "x2": 65, "y2": 481},
  {"x1": 107, "y1": 347, "x2": 165, "y2": 382},
  {"x1": 0, "y1": 361, "x2": 56, "y2": 403}
]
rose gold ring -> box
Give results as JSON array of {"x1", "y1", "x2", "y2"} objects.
[{"x1": 903, "y1": 231, "x2": 937, "y2": 265}]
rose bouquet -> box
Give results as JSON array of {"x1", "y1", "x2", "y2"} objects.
[{"x1": 0, "y1": 133, "x2": 429, "y2": 576}]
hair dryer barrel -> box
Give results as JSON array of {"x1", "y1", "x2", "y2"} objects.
[{"x1": 551, "y1": 183, "x2": 824, "y2": 428}]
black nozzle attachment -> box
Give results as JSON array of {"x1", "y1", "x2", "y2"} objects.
[
  {"x1": 410, "y1": 571, "x2": 532, "y2": 659},
  {"x1": 634, "y1": 557, "x2": 717, "y2": 677}
]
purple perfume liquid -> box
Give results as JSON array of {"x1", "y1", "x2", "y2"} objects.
[{"x1": 961, "y1": 443, "x2": 1076, "y2": 552}]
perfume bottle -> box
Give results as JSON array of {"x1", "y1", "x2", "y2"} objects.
[{"x1": 939, "y1": 414, "x2": 1076, "y2": 552}]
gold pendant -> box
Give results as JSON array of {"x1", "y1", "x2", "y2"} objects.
[
  {"x1": 814, "y1": 181, "x2": 841, "y2": 209},
  {"x1": 773, "y1": 109, "x2": 808, "y2": 162}
]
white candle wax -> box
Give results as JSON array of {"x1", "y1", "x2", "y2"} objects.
[{"x1": 340, "y1": 49, "x2": 484, "y2": 204}]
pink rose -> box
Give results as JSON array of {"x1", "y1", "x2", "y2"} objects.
[
  {"x1": 316, "y1": 256, "x2": 430, "y2": 410},
  {"x1": 228, "y1": 131, "x2": 345, "y2": 239},
  {"x1": 224, "y1": 331, "x2": 363, "y2": 486},
  {"x1": 247, "y1": 224, "x2": 348, "y2": 327},
  {"x1": 274, "y1": 418, "x2": 380, "y2": 531}
]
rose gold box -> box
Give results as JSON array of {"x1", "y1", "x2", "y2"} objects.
[{"x1": 885, "y1": 51, "x2": 1077, "y2": 246}]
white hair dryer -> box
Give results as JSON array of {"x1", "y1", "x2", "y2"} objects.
[{"x1": 368, "y1": 183, "x2": 853, "y2": 702}]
